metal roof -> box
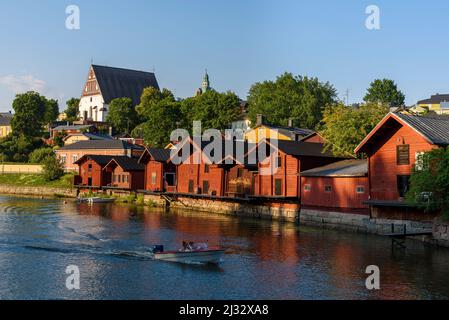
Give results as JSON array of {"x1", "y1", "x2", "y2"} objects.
[
  {"x1": 0, "y1": 116, "x2": 11, "y2": 126},
  {"x1": 301, "y1": 159, "x2": 367, "y2": 177},
  {"x1": 275, "y1": 140, "x2": 339, "y2": 158},
  {"x1": 394, "y1": 113, "x2": 449, "y2": 145},
  {"x1": 53, "y1": 124, "x2": 94, "y2": 131},
  {"x1": 74, "y1": 155, "x2": 116, "y2": 166},
  {"x1": 105, "y1": 156, "x2": 145, "y2": 171},
  {"x1": 92, "y1": 65, "x2": 160, "y2": 105},
  {"x1": 417, "y1": 94, "x2": 449, "y2": 105},
  {"x1": 59, "y1": 139, "x2": 144, "y2": 151}
]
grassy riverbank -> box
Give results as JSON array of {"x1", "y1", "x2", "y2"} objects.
[{"x1": 0, "y1": 173, "x2": 74, "y2": 189}]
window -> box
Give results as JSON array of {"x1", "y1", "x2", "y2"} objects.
[
  {"x1": 304, "y1": 184, "x2": 311, "y2": 192},
  {"x1": 324, "y1": 185, "x2": 332, "y2": 193},
  {"x1": 356, "y1": 186, "x2": 365, "y2": 194},
  {"x1": 415, "y1": 152, "x2": 426, "y2": 171},
  {"x1": 396, "y1": 144, "x2": 410, "y2": 165},
  {"x1": 188, "y1": 180, "x2": 194, "y2": 193},
  {"x1": 88, "y1": 164, "x2": 92, "y2": 172},
  {"x1": 72, "y1": 155, "x2": 78, "y2": 164},
  {"x1": 275, "y1": 179, "x2": 283, "y2": 196},
  {"x1": 118, "y1": 175, "x2": 121, "y2": 183},
  {"x1": 276, "y1": 156, "x2": 282, "y2": 168},
  {"x1": 237, "y1": 168, "x2": 244, "y2": 178},
  {"x1": 113, "y1": 175, "x2": 116, "y2": 183},
  {"x1": 60, "y1": 155, "x2": 66, "y2": 164},
  {"x1": 203, "y1": 181, "x2": 210, "y2": 194},
  {"x1": 151, "y1": 172, "x2": 157, "y2": 185},
  {"x1": 397, "y1": 175, "x2": 410, "y2": 198},
  {"x1": 204, "y1": 164, "x2": 210, "y2": 173}
]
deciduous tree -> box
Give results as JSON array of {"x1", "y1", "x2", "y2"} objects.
[{"x1": 363, "y1": 79, "x2": 405, "y2": 108}]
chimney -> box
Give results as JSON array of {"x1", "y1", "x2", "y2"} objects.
[
  {"x1": 256, "y1": 114, "x2": 264, "y2": 126},
  {"x1": 109, "y1": 126, "x2": 113, "y2": 136},
  {"x1": 288, "y1": 118, "x2": 293, "y2": 127}
]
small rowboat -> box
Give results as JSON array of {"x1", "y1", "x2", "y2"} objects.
[{"x1": 151, "y1": 245, "x2": 224, "y2": 264}]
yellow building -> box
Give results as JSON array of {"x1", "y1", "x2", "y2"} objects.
[
  {"x1": 244, "y1": 115, "x2": 315, "y2": 143},
  {"x1": 63, "y1": 132, "x2": 113, "y2": 146},
  {"x1": 0, "y1": 114, "x2": 12, "y2": 138},
  {"x1": 415, "y1": 94, "x2": 449, "y2": 114}
]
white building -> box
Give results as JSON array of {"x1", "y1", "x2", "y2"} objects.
[{"x1": 79, "y1": 65, "x2": 159, "y2": 123}]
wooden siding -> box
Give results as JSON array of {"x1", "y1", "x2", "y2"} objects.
[
  {"x1": 301, "y1": 176, "x2": 369, "y2": 209},
  {"x1": 369, "y1": 124, "x2": 436, "y2": 201},
  {"x1": 77, "y1": 159, "x2": 111, "y2": 187},
  {"x1": 144, "y1": 160, "x2": 176, "y2": 192}
]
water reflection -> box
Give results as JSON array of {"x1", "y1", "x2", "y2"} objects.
[{"x1": 1, "y1": 195, "x2": 449, "y2": 300}]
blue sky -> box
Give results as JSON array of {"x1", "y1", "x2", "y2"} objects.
[{"x1": 0, "y1": 0, "x2": 448, "y2": 112}]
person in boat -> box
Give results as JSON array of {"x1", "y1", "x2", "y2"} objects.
[{"x1": 182, "y1": 241, "x2": 193, "y2": 252}]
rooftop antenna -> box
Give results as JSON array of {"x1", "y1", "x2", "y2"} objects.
[
  {"x1": 344, "y1": 89, "x2": 350, "y2": 106},
  {"x1": 91, "y1": 58, "x2": 94, "y2": 65}
]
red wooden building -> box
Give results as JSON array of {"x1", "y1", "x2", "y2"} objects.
[
  {"x1": 103, "y1": 157, "x2": 145, "y2": 191},
  {"x1": 252, "y1": 140, "x2": 344, "y2": 198},
  {"x1": 300, "y1": 159, "x2": 369, "y2": 213},
  {"x1": 355, "y1": 112, "x2": 449, "y2": 219},
  {"x1": 138, "y1": 148, "x2": 176, "y2": 192},
  {"x1": 74, "y1": 155, "x2": 115, "y2": 187}
]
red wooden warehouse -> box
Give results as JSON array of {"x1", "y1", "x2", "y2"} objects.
[
  {"x1": 300, "y1": 159, "x2": 369, "y2": 213},
  {"x1": 138, "y1": 148, "x2": 176, "y2": 192},
  {"x1": 355, "y1": 112, "x2": 449, "y2": 219},
  {"x1": 74, "y1": 155, "x2": 115, "y2": 187},
  {"x1": 103, "y1": 157, "x2": 145, "y2": 191}
]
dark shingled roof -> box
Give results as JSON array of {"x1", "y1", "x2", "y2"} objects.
[
  {"x1": 0, "y1": 116, "x2": 11, "y2": 126},
  {"x1": 59, "y1": 139, "x2": 145, "y2": 151},
  {"x1": 275, "y1": 140, "x2": 339, "y2": 158},
  {"x1": 418, "y1": 94, "x2": 449, "y2": 105},
  {"x1": 74, "y1": 155, "x2": 115, "y2": 166},
  {"x1": 92, "y1": 65, "x2": 160, "y2": 105},
  {"x1": 106, "y1": 156, "x2": 145, "y2": 171},
  {"x1": 147, "y1": 148, "x2": 172, "y2": 162},
  {"x1": 395, "y1": 113, "x2": 449, "y2": 145},
  {"x1": 301, "y1": 159, "x2": 367, "y2": 177}
]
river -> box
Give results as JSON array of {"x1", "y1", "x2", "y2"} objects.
[{"x1": 0, "y1": 195, "x2": 448, "y2": 300}]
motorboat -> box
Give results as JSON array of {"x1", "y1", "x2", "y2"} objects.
[
  {"x1": 77, "y1": 197, "x2": 115, "y2": 204},
  {"x1": 151, "y1": 244, "x2": 225, "y2": 265}
]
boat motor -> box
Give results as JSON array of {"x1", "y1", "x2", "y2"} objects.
[{"x1": 152, "y1": 245, "x2": 164, "y2": 254}]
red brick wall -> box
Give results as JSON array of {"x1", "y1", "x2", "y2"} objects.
[
  {"x1": 301, "y1": 176, "x2": 369, "y2": 209},
  {"x1": 369, "y1": 124, "x2": 436, "y2": 201}
]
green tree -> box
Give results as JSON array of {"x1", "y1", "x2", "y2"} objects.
[
  {"x1": 363, "y1": 79, "x2": 405, "y2": 108},
  {"x1": 247, "y1": 73, "x2": 337, "y2": 129},
  {"x1": 11, "y1": 92, "x2": 47, "y2": 137},
  {"x1": 43, "y1": 98, "x2": 59, "y2": 125},
  {"x1": 106, "y1": 97, "x2": 138, "y2": 133},
  {"x1": 53, "y1": 130, "x2": 67, "y2": 148},
  {"x1": 65, "y1": 98, "x2": 80, "y2": 122},
  {"x1": 180, "y1": 90, "x2": 241, "y2": 131},
  {"x1": 319, "y1": 102, "x2": 389, "y2": 157},
  {"x1": 42, "y1": 155, "x2": 65, "y2": 181},
  {"x1": 136, "y1": 87, "x2": 175, "y2": 122},
  {"x1": 133, "y1": 98, "x2": 181, "y2": 147},
  {"x1": 29, "y1": 147, "x2": 55, "y2": 164},
  {"x1": 406, "y1": 149, "x2": 449, "y2": 219}
]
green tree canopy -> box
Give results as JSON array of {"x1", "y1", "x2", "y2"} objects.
[
  {"x1": 136, "y1": 87, "x2": 175, "y2": 122},
  {"x1": 247, "y1": 73, "x2": 337, "y2": 129},
  {"x1": 11, "y1": 91, "x2": 48, "y2": 137},
  {"x1": 42, "y1": 154, "x2": 65, "y2": 181},
  {"x1": 65, "y1": 98, "x2": 80, "y2": 122},
  {"x1": 29, "y1": 147, "x2": 55, "y2": 164},
  {"x1": 363, "y1": 79, "x2": 405, "y2": 108},
  {"x1": 132, "y1": 88, "x2": 180, "y2": 147},
  {"x1": 319, "y1": 102, "x2": 389, "y2": 157},
  {"x1": 43, "y1": 98, "x2": 59, "y2": 125},
  {"x1": 180, "y1": 90, "x2": 241, "y2": 132},
  {"x1": 106, "y1": 97, "x2": 138, "y2": 134},
  {"x1": 406, "y1": 149, "x2": 449, "y2": 218}
]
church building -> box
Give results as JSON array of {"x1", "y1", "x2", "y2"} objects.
[
  {"x1": 195, "y1": 70, "x2": 212, "y2": 96},
  {"x1": 79, "y1": 65, "x2": 159, "y2": 123}
]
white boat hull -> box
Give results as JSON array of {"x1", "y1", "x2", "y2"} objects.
[{"x1": 153, "y1": 249, "x2": 225, "y2": 264}]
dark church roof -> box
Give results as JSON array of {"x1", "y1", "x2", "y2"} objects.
[
  {"x1": 418, "y1": 94, "x2": 449, "y2": 105},
  {"x1": 92, "y1": 65, "x2": 159, "y2": 105}
]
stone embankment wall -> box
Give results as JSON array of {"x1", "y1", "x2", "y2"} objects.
[
  {"x1": 0, "y1": 185, "x2": 77, "y2": 198},
  {"x1": 432, "y1": 218, "x2": 449, "y2": 247},
  {"x1": 299, "y1": 208, "x2": 433, "y2": 235}
]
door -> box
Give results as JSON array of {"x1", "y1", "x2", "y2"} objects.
[
  {"x1": 397, "y1": 175, "x2": 410, "y2": 198},
  {"x1": 275, "y1": 179, "x2": 283, "y2": 196},
  {"x1": 188, "y1": 180, "x2": 194, "y2": 193},
  {"x1": 203, "y1": 181, "x2": 210, "y2": 195},
  {"x1": 87, "y1": 177, "x2": 92, "y2": 187}
]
